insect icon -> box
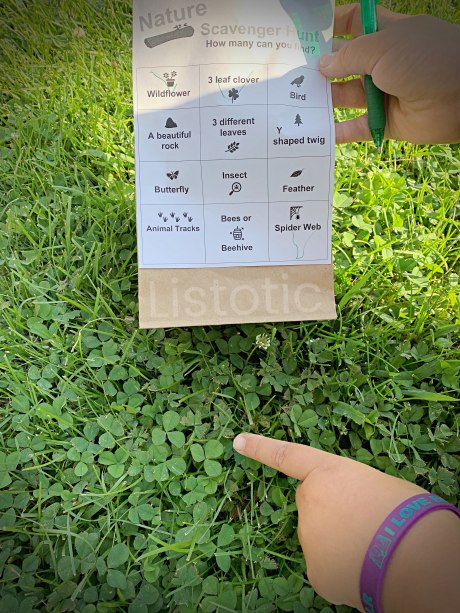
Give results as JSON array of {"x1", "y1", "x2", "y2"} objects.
[
  {"x1": 167, "y1": 170, "x2": 179, "y2": 180},
  {"x1": 229, "y1": 182, "x2": 242, "y2": 196}
]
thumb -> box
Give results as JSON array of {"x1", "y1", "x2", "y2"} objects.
[
  {"x1": 320, "y1": 33, "x2": 386, "y2": 79},
  {"x1": 233, "y1": 433, "x2": 330, "y2": 481}
]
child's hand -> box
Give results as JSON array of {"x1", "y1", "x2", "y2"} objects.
[
  {"x1": 233, "y1": 433, "x2": 425, "y2": 610},
  {"x1": 320, "y1": 4, "x2": 460, "y2": 144}
]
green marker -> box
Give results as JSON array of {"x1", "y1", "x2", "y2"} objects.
[{"x1": 360, "y1": 0, "x2": 386, "y2": 152}]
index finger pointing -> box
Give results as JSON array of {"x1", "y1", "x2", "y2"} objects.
[{"x1": 233, "y1": 433, "x2": 328, "y2": 481}]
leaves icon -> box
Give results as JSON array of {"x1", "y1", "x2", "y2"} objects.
[
  {"x1": 226, "y1": 142, "x2": 240, "y2": 153},
  {"x1": 290, "y1": 170, "x2": 303, "y2": 178}
]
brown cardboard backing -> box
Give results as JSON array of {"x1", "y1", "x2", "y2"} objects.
[{"x1": 139, "y1": 264, "x2": 336, "y2": 328}]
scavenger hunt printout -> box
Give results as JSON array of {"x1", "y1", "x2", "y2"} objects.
[{"x1": 133, "y1": 0, "x2": 335, "y2": 270}]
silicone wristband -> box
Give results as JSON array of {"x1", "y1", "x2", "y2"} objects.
[{"x1": 360, "y1": 493, "x2": 460, "y2": 613}]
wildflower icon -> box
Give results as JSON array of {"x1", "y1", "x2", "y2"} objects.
[
  {"x1": 228, "y1": 88, "x2": 239, "y2": 103},
  {"x1": 226, "y1": 142, "x2": 240, "y2": 154},
  {"x1": 163, "y1": 71, "x2": 177, "y2": 88}
]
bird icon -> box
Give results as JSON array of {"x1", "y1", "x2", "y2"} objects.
[{"x1": 291, "y1": 75, "x2": 305, "y2": 88}]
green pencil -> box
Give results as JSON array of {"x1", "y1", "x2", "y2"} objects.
[{"x1": 360, "y1": 0, "x2": 386, "y2": 152}]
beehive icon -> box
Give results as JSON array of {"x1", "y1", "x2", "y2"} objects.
[{"x1": 232, "y1": 227, "x2": 243, "y2": 240}]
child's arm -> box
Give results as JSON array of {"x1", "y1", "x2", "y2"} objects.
[{"x1": 233, "y1": 433, "x2": 460, "y2": 612}]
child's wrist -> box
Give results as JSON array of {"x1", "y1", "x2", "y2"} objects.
[
  {"x1": 360, "y1": 494, "x2": 460, "y2": 613},
  {"x1": 383, "y1": 510, "x2": 460, "y2": 612}
]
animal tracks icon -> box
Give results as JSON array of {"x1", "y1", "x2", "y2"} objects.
[{"x1": 159, "y1": 211, "x2": 194, "y2": 224}]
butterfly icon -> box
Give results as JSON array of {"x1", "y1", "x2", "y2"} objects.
[{"x1": 167, "y1": 170, "x2": 179, "y2": 180}]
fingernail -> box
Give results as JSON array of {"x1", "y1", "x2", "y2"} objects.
[
  {"x1": 233, "y1": 434, "x2": 246, "y2": 452},
  {"x1": 319, "y1": 53, "x2": 335, "y2": 69}
]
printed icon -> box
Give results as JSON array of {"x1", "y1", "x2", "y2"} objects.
[
  {"x1": 228, "y1": 88, "x2": 240, "y2": 103},
  {"x1": 294, "y1": 114, "x2": 303, "y2": 127},
  {"x1": 166, "y1": 170, "x2": 179, "y2": 180},
  {"x1": 291, "y1": 75, "x2": 305, "y2": 88},
  {"x1": 164, "y1": 71, "x2": 177, "y2": 88},
  {"x1": 231, "y1": 226, "x2": 244, "y2": 240},
  {"x1": 144, "y1": 24, "x2": 195, "y2": 49},
  {"x1": 290, "y1": 206, "x2": 303, "y2": 221},
  {"x1": 152, "y1": 70, "x2": 178, "y2": 88},
  {"x1": 158, "y1": 211, "x2": 194, "y2": 224},
  {"x1": 290, "y1": 169, "x2": 304, "y2": 178},
  {"x1": 229, "y1": 182, "x2": 242, "y2": 196},
  {"x1": 226, "y1": 142, "x2": 240, "y2": 154},
  {"x1": 165, "y1": 117, "x2": 177, "y2": 128}
]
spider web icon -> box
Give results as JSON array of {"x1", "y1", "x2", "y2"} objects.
[{"x1": 290, "y1": 206, "x2": 303, "y2": 220}]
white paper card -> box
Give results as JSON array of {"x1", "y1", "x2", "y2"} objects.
[{"x1": 133, "y1": 0, "x2": 335, "y2": 269}]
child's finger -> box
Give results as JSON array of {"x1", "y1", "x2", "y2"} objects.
[{"x1": 233, "y1": 433, "x2": 328, "y2": 481}]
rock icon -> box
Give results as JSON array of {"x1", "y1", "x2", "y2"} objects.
[{"x1": 165, "y1": 117, "x2": 177, "y2": 128}]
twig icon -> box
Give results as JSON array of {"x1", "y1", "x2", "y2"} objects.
[{"x1": 144, "y1": 25, "x2": 195, "y2": 49}]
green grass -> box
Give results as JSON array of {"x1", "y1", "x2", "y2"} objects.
[{"x1": 0, "y1": 1, "x2": 459, "y2": 611}]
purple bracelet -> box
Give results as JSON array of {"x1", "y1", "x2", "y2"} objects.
[{"x1": 360, "y1": 493, "x2": 460, "y2": 613}]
